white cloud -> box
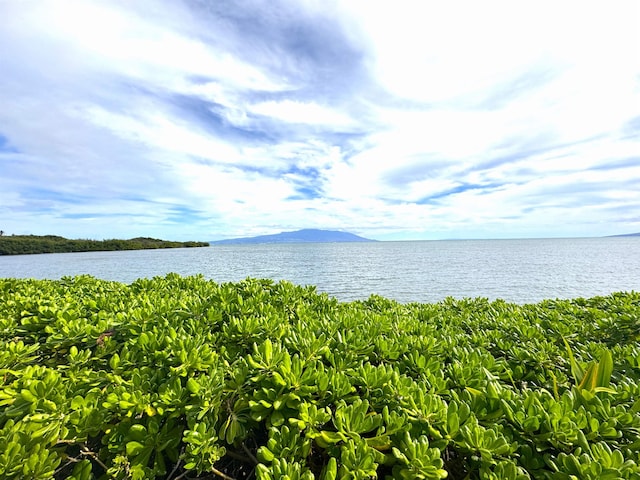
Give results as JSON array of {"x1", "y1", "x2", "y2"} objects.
[
  {"x1": 0, "y1": 0, "x2": 638, "y2": 240},
  {"x1": 82, "y1": 107, "x2": 245, "y2": 165},
  {"x1": 250, "y1": 100, "x2": 355, "y2": 128}
]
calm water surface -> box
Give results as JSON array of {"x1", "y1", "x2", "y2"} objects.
[{"x1": 1, "y1": 238, "x2": 638, "y2": 304}]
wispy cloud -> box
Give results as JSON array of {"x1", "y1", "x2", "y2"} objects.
[{"x1": 0, "y1": 0, "x2": 638, "y2": 240}]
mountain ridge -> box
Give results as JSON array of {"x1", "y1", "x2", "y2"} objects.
[
  {"x1": 608, "y1": 232, "x2": 640, "y2": 237},
  {"x1": 211, "y1": 228, "x2": 375, "y2": 245}
]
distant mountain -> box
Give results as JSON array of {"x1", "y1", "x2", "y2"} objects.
[
  {"x1": 211, "y1": 229, "x2": 375, "y2": 245},
  {"x1": 608, "y1": 232, "x2": 640, "y2": 237}
]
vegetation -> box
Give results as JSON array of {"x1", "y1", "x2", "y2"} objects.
[
  {"x1": 0, "y1": 275, "x2": 639, "y2": 479},
  {"x1": 0, "y1": 236, "x2": 209, "y2": 255}
]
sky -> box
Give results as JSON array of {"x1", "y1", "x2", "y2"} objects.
[{"x1": 0, "y1": 1, "x2": 639, "y2": 241}]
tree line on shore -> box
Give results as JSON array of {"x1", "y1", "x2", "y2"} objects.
[{"x1": 0, "y1": 234, "x2": 209, "y2": 255}]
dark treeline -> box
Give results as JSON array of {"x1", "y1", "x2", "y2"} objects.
[{"x1": 0, "y1": 235, "x2": 209, "y2": 255}]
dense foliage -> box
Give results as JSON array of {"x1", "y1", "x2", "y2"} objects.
[
  {"x1": 0, "y1": 236, "x2": 209, "y2": 255},
  {"x1": 0, "y1": 275, "x2": 639, "y2": 479}
]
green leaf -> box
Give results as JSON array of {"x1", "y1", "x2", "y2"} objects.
[
  {"x1": 109, "y1": 353, "x2": 120, "y2": 370},
  {"x1": 70, "y1": 395, "x2": 84, "y2": 410},
  {"x1": 258, "y1": 446, "x2": 275, "y2": 462},
  {"x1": 20, "y1": 389, "x2": 36, "y2": 402},
  {"x1": 595, "y1": 349, "x2": 613, "y2": 389},
  {"x1": 563, "y1": 336, "x2": 584, "y2": 385},
  {"x1": 264, "y1": 338, "x2": 273, "y2": 364},
  {"x1": 129, "y1": 424, "x2": 147, "y2": 441},
  {"x1": 186, "y1": 377, "x2": 200, "y2": 394},
  {"x1": 579, "y1": 349, "x2": 614, "y2": 392},
  {"x1": 319, "y1": 430, "x2": 346, "y2": 445},
  {"x1": 126, "y1": 441, "x2": 145, "y2": 456},
  {"x1": 321, "y1": 457, "x2": 337, "y2": 480}
]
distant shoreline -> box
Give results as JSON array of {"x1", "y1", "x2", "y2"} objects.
[{"x1": 0, "y1": 235, "x2": 209, "y2": 256}]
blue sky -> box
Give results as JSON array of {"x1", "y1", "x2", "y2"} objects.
[{"x1": 0, "y1": 0, "x2": 638, "y2": 241}]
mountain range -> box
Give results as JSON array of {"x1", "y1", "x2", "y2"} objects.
[{"x1": 210, "y1": 229, "x2": 374, "y2": 245}]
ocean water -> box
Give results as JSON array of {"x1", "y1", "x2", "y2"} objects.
[{"x1": 1, "y1": 237, "x2": 638, "y2": 304}]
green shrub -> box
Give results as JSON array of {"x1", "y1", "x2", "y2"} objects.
[{"x1": 0, "y1": 275, "x2": 638, "y2": 479}]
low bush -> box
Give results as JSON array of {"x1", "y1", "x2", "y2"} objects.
[{"x1": 0, "y1": 274, "x2": 638, "y2": 479}]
